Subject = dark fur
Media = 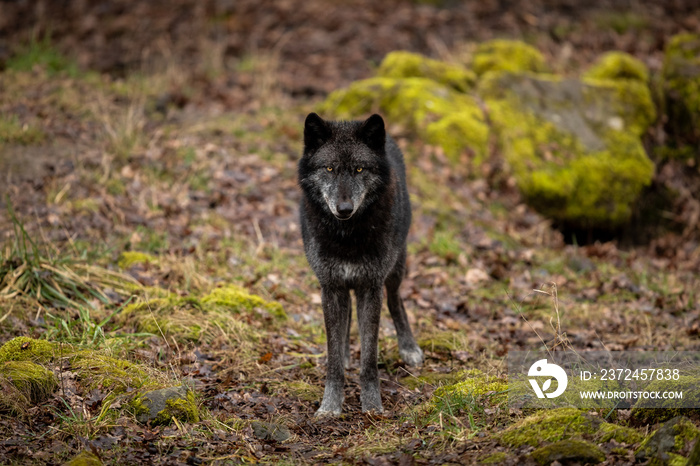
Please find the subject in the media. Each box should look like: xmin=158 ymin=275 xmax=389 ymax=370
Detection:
xmin=298 ymin=113 xmax=423 ymax=415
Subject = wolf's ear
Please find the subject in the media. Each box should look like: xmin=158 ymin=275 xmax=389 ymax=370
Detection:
xmin=304 ymin=113 xmax=331 ymax=154
xmin=358 ymin=114 xmax=385 ymax=153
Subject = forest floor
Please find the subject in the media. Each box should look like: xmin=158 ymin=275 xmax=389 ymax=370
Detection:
xmin=0 ymin=0 xmax=699 ymax=464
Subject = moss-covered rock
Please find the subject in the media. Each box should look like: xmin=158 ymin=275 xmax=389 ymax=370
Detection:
xmin=432 ymin=369 xmax=507 ymax=401
xmin=635 ymin=416 xmax=700 ymax=465
xmin=377 ymin=51 xmax=476 ymax=92
xmin=530 ymin=439 xmax=605 ymax=465
xmin=583 ymin=51 xmax=649 ymax=82
xmin=71 ymin=352 xmax=153 ymax=394
xmin=132 ymin=387 xmax=199 ymax=425
xmin=202 ymin=285 xmax=286 ymax=321
xmin=117 ymin=285 xmax=279 ymax=343
xmin=500 ymin=408 xmax=601 ymax=447
xmin=480 ymin=71 xmax=655 ymax=228
xmin=425 ymin=109 xmax=489 ymax=164
xmin=631 ymin=374 xmax=700 ymax=424
xmin=320 ymin=76 xmax=474 ymax=129
xmin=597 ymin=422 xmax=643 ymax=444
xmin=472 ymin=39 xmax=548 ymax=77
xmin=663 ymin=33 xmax=700 ymax=149
xmin=0 ymin=360 xmax=58 ymax=413
xmin=64 ymin=450 xmax=103 ymax=466
xmin=508 ymin=359 xmax=622 ymax=410
xmin=0 ymin=336 xmax=57 ymax=363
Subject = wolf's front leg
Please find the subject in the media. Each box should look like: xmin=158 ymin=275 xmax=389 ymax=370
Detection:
xmin=355 ymin=285 xmax=384 ymax=413
xmin=316 ymin=286 xmax=351 ymax=416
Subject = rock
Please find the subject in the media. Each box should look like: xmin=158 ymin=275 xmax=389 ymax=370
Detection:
xmin=480 ymin=70 xmax=656 ymax=228
xmin=663 ymin=33 xmax=700 ymax=151
xmin=251 ymin=420 xmax=291 ymax=442
xmin=530 ymin=439 xmax=605 ymax=465
xmin=471 ymin=39 xmax=549 ymax=77
xmin=635 ymin=416 xmax=700 ymax=464
xmin=134 ymin=385 xmax=199 ymax=425
xmin=377 ymin=51 xmax=476 ymax=92
xmin=64 ymin=450 xmax=103 ymax=466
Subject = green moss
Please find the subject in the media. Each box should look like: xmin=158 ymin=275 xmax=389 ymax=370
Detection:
xmin=632 ymin=374 xmax=700 ymax=423
xmin=500 ymin=408 xmax=600 ymax=447
xmin=481 ymin=73 xmax=655 ymax=228
xmin=0 ymin=337 xmax=57 ymax=364
xmin=377 ymin=51 xmax=476 ymax=92
xmin=71 ymin=352 xmax=153 ymax=394
xmin=202 ymin=285 xmax=286 ymax=320
xmin=472 ymin=39 xmax=548 ymax=77
xmin=320 ymin=77 xmax=472 ymax=129
xmin=530 ymin=439 xmax=605 ymax=465
xmin=153 ymin=390 xmax=199 ymax=425
xmin=118 ymin=251 xmax=157 ymax=269
xmin=597 ymin=423 xmax=643 ymax=444
xmin=663 ymin=33 xmax=700 ymax=147
xmin=64 ymin=450 xmax=103 ymax=466
xmin=425 ymin=108 xmax=489 ymax=164
xmin=478 ymin=451 xmax=509 ymax=464
xmin=433 ymin=370 xmax=507 ymax=399
xmin=118 ymin=295 xmax=205 ymax=340
xmin=583 ymin=52 xmax=649 ymax=83
xmin=0 ymin=361 xmax=58 ymax=413
xmin=427 ymin=369 xmax=507 ymax=418
xmin=117 ymin=285 xmax=278 ymax=343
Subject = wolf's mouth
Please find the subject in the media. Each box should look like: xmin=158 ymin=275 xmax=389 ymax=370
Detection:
xmin=333 ymin=212 xmax=353 ymax=220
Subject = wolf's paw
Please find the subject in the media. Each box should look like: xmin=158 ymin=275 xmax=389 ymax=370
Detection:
xmin=360 ymin=387 xmax=383 ymax=414
xmin=314 ymin=407 xmax=341 ymax=417
xmin=400 ymin=346 xmax=424 ymax=367
xmin=316 ymin=392 xmax=343 ymax=417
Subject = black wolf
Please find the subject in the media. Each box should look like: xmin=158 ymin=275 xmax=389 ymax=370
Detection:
xmin=298 ymin=113 xmax=423 ymax=415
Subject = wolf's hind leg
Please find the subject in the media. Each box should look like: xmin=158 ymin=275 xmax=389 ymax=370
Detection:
xmin=316 ymin=287 xmax=351 ymax=416
xmin=386 ymin=249 xmax=423 ymax=367
xmin=344 ymin=301 xmax=351 ymax=370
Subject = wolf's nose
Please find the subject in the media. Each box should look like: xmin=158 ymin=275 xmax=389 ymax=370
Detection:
xmin=337 ymin=201 xmax=354 ymax=217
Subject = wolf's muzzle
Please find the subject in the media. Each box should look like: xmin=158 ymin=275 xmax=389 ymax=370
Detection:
xmin=335 ymin=201 xmax=354 ymax=220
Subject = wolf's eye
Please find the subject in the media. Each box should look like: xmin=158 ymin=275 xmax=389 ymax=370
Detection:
xmin=356 ymin=167 xmax=363 ymax=173
xmin=326 ymin=167 xmax=333 ymax=172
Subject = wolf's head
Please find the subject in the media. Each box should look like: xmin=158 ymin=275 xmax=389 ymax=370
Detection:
xmin=299 ymin=113 xmax=390 ymax=221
